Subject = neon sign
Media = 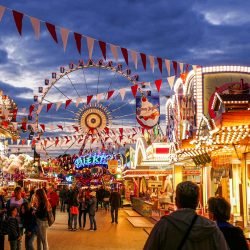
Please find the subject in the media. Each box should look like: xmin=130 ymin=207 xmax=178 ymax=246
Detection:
xmin=74 ymin=153 xmax=113 ymax=170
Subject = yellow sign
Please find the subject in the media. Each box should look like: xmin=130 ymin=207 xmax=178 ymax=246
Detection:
xmin=108 ymin=160 xmax=118 ymax=174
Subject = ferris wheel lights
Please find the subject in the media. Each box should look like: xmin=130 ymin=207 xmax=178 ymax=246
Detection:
xmin=107 ymin=61 xmax=113 ymax=67
xmin=87 ymin=59 xmax=94 ymax=66
xmin=33 ymin=95 xmax=38 ymax=102
xmin=117 ymin=64 xmax=122 ymax=71
xmin=44 ymin=79 xmax=49 ymax=85
xmin=69 ymin=62 xmax=74 ymax=69
xmin=38 ymin=87 xmax=43 ymax=93
xmin=52 ymin=72 xmax=56 ymax=79
xmin=98 ymin=59 xmax=104 ymax=66
xmin=126 ymin=69 xmax=131 ymax=75
xmin=78 ymin=59 xmax=84 ymax=66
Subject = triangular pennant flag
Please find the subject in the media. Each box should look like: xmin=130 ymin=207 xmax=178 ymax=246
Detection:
xmin=29 ymin=105 xmax=35 ymax=116
xmin=167 ymin=76 xmax=176 ymax=89
xmin=73 ymin=126 xmax=79 ymax=132
xmin=119 ymin=88 xmax=126 ymax=100
xmin=179 ymin=62 xmax=184 ymax=73
xmin=65 ymin=99 xmax=72 ymax=109
xmin=154 ymin=79 xmax=162 ymax=92
xmin=44 ymin=140 xmax=48 ymax=147
xmin=0 ymin=6 xmax=6 ymax=22
xmin=86 ymin=36 xmax=94 ymax=59
xmin=131 ymin=85 xmax=138 ymax=98
xmin=121 ymin=47 xmax=129 ymax=65
xmin=149 ymin=55 xmax=155 ymax=73
xmin=74 ymin=32 xmax=82 ymax=54
xmin=12 ymin=10 xmax=24 ymax=35
xmin=99 ymin=40 xmax=106 ymax=60
xmin=17 ymin=139 xmax=21 ymax=145
xmin=55 ymin=137 xmax=59 ymax=146
xmin=192 ymin=65 xmax=197 ymax=71
xmin=165 ymin=59 xmax=171 ymax=76
xmin=185 ymin=64 xmax=189 ymax=73
xmin=49 ymin=124 xmax=55 ymax=130
xmin=110 ymin=44 xmax=118 ymax=61
xmin=45 ymin=22 xmax=58 ymax=43
xmin=40 ymin=124 xmax=45 ymax=131
xmin=172 ymin=61 xmax=178 ymax=76
xmin=47 ymin=103 xmax=53 ymax=112
xmin=57 ymin=125 xmax=63 ymax=130
xmin=131 ymin=50 xmax=138 ymax=69
xmin=107 ymin=90 xmax=115 ymax=100
xmin=56 ymin=101 xmax=62 ymax=111
xmin=119 ymin=128 xmax=123 ymax=135
xmin=27 ymin=140 xmax=31 ymax=146
xmin=140 ymin=53 xmax=147 ymax=71
xmin=76 ymin=97 xmax=82 ymax=107
xmin=78 ymin=139 xmax=83 ymax=144
xmin=30 ymin=16 xmax=40 ymax=39
xmin=21 ymin=122 xmax=27 ymax=131
xmin=12 ymin=122 xmax=18 ymax=131
xmin=60 ymin=27 xmax=69 ymax=51
xmin=96 ymin=93 xmax=103 ymax=103
xmin=87 ymin=95 xmax=93 ymax=105
xmin=157 ymin=57 xmax=163 ymax=74
xmin=21 ymin=139 xmax=26 ymax=145
xmin=104 ymin=127 xmax=109 ymax=134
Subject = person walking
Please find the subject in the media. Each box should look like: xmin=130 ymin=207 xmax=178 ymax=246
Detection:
xmin=110 ymin=188 xmax=121 ymax=224
xmin=47 ymin=187 xmax=59 ymax=220
xmin=103 ymin=188 xmax=111 ymax=211
xmin=20 ymin=202 xmax=37 ymax=250
xmin=6 ymin=186 xmax=28 ymax=250
xmin=7 ymin=206 xmax=21 ymax=250
xmin=88 ymin=192 xmax=97 ymax=231
xmin=69 ymin=191 xmax=79 ymax=231
xmin=208 ymin=196 xmax=249 ymax=250
xmin=59 ymin=186 xmax=66 ymax=212
xmin=34 ymin=188 xmax=50 ymax=250
xmin=78 ymin=189 xmax=88 ymax=229
xmin=144 ymin=181 xmax=229 ymax=250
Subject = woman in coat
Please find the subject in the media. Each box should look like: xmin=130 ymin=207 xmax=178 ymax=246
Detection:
xmin=88 ymin=192 xmax=97 ymax=231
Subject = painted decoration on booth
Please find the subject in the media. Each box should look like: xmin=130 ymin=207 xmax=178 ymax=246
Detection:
xmin=108 ymin=159 xmax=118 ymax=175
xmin=136 ymin=96 xmax=160 ymax=129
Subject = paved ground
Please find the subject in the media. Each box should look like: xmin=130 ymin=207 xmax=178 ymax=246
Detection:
xmin=4 ymin=208 xmax=149 ymax=250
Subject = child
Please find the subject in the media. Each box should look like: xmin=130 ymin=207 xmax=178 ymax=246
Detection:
xmin=8 ymin=206 xmax=21 ymax=250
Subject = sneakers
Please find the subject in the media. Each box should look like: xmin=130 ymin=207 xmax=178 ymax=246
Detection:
xmin=111 ymin=221 xmax=114 ymax=223
xmin=73 ymin=228 xmax=77 ymax=231
xmin=115 ymin=221 xmax=118 ymax=224
xmin=89 ymin=229 xmax=94 ymax=231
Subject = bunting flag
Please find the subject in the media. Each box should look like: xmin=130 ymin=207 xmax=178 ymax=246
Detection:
xmin=21 ymin=139 xmax=26 ymax=145
xmin=44 ymin=140 xmax=47 ymax=147
xmin=74 ymin=32 xmax=82 ymax=54
xmin=121 ymin=47 xmax=129 ymax=65
xmin=149 ymin=55 xmax=155 ymax=73
xmin=56 ymin=101 xmax=62 ymax=111
xmin=78 ymin=138 xmax=83 ymax=144
xmin=179 ymin=62 xmax=184 ymax=73
xmin=119 ymin=88 xmax=126 ymax=100
xmin=107 ymin=90 xmax=115 ymax=100
xmin=73 ymin=126 xmax=79 ymax=132
xmin=87 ymin=36 xmax=94 ymax=59
xmin=96 ymin=93 xmax=103 ymax=103
xmin=172 ymin=61 xmax=178 ymax=76
xmin=46 ymin=103 xmax=53 ymax=112
xmin=154 ymin=79 xmax=162 ymax=92
xmin=157 ymin=57 xmax=163 ymax=74
xmin=119 ymin=128 xmax=123 ymax=135
xmin=104 ymin=127 xmax=109 ymax=134
xmin=167 ymin=75 xmax=176 ymax=89
xmin=165 ymin=59 xmax=171 ymax=76
xmin=110 ymin=44 xmax=118 ymax=62
xmin=29 ymin=105 xmax=35 ymax=116
xmin=140 ymin=53 xmax=147 ymax=71
xmin=87 ymin=95 xmax=93 ymax=105
xmin=0 ymin=6 xmax=6 ymax=22
xmin=55 ymin=137 xmax=59 ymax=146
xmin=60 ymin=27 xmax=69 ymax=51
xmin=12 ymin=10 xmax=24 ymax=35
xmin=99 ymin=40 xmax=106 ymax=60
xmin=131 ymin=85 xmax=138 ymax=98
xmin=30 ymin=17 xmax=40 ymax=40
xmin=131 ymin=50 xmax=138 ymax=69
xmin=57 ymin=125 xmax=63 ymax=130
xmin=192 ymin=65 xmax=197 ymax=71
xmin=45 ymin=22 xmax=58 ymax=43
xmin=185 ymin=64 xmax=189 ymax=73
xmin=65 ymin=99 xmax=72 ymax=109
xmin=40 ymin=124 xmax=45 ymax=131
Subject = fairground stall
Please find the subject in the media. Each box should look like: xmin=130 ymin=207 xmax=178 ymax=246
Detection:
xmin=166 ymin=65 xmax=250 ymax=226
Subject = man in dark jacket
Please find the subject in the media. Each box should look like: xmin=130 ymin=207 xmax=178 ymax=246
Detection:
xmin=144 ymin=181 xmax=229 ymax=250
xmin=109 ymin=188 xmax=121 ymax=224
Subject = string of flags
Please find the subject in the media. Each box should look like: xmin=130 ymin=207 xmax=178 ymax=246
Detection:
xmin=0 ymin=5 xmax=199 ymax=76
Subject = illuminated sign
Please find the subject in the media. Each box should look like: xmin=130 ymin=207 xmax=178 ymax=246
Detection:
xmin=74 ymin=153 xmax=113 ymax=170
xmin=66 ymin=175 xmax=73 ymax=183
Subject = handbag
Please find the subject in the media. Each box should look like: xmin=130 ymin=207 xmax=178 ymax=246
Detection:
xmin=177 ymin=213 xmax=198 ymax=250
xmin=70 ymin=206 xmax=79 ymax=215
xmin=47 ymin=209 xmax=55 ymax=227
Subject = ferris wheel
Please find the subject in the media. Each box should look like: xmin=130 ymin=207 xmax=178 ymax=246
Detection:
xmin=32 ymin=59 xmax=144 ymax=157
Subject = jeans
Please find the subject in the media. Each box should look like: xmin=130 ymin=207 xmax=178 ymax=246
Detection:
xmin=89 ymin=215 xmax=96 ymax=230
xmin=37 ymin=219 xmax=49 ymax=250
xmin=9 ymin=240 xmax=18 ymax=250
xmin=78 ymin=210 xmax=87 ymax=228
xmin=111 ymin=206 xmax=119 ymax=222
xmin=70 ymin=214 xmax=77 ymax=229
xmin=25 ymin=233 xmax=36 ymax=250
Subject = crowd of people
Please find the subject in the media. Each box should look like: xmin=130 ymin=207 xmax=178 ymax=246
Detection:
xmin=0 ymin=185 xmax=122 ymax=250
